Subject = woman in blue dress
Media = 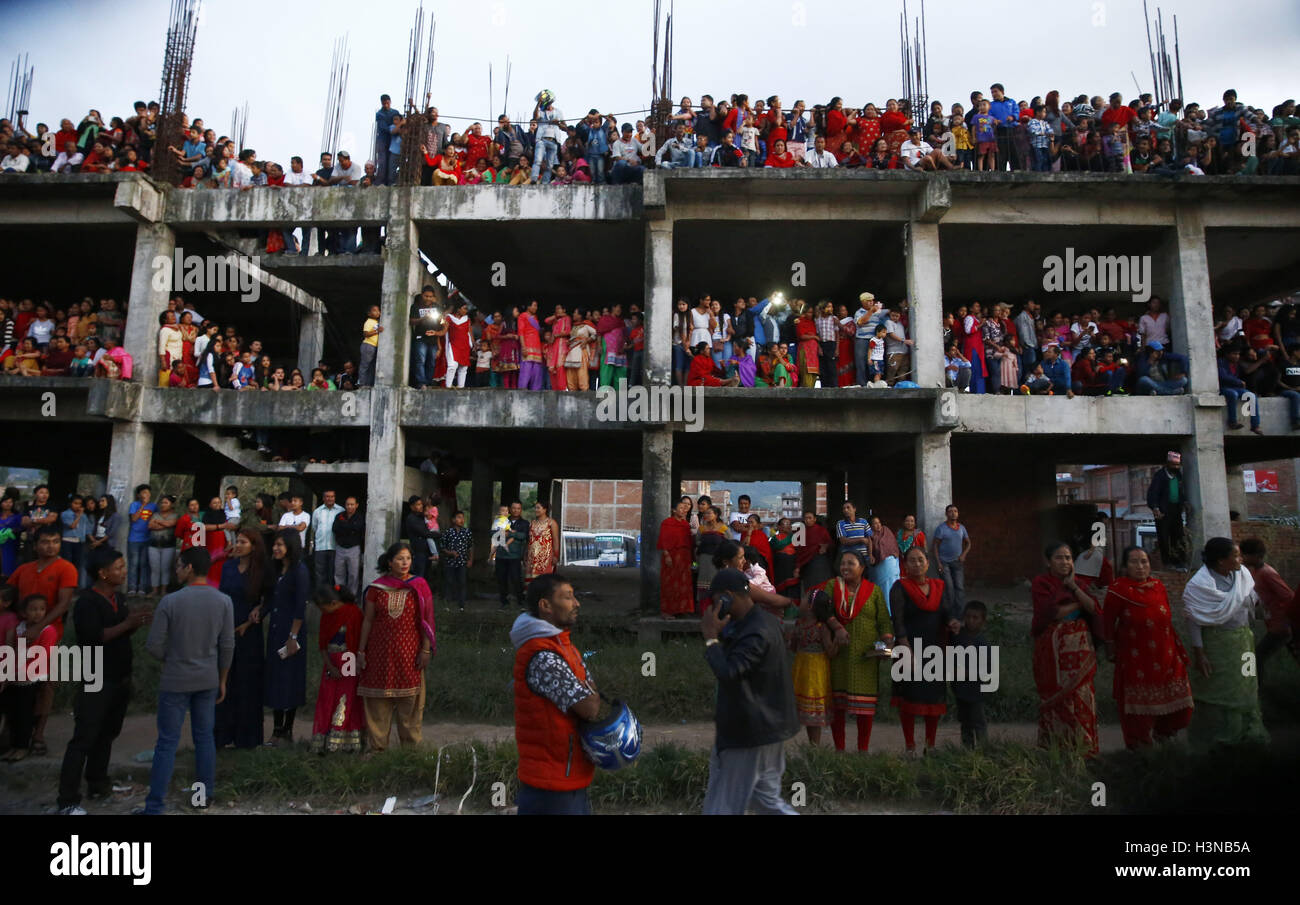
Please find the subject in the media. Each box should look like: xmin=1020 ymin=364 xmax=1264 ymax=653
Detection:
xmin=0 ymin=490 xmax=23 ymax=578
xmin=216 ymin=527 xmax=269 ymax=748
xmin=264 ymin=528 xmax=309 ymax=745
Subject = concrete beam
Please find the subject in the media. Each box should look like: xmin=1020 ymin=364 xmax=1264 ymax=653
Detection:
xmin=955 ymin=394 xmax=1196 ymax=435
xmin=942 ymin=197 xmax=1175 ymax=227
xmin=166 ymin=184 xmax=393 ymax=228
xmin=379 ymin=191 xmax=421 ymax=388
xmin=904 ymin=221 xmax=946 ymax=388
xmin=133 ymin=385 xmax=369 ymax=427
xmin=0 ymin=378 xmax=97 ymax=422
xmin=201 ymin=232 xmax=327 ymax=314
xmin=181 ymin=426 xmax=368 ymax=475
xmin=0 ymin=200 xmax=139 ymax=225
xmin=86 ymin=379 xmax=143 ymax=421
xmin=113 ymin=179 xmax=166 ymax=223
xmin=915 ymin=176 xmax=951 ymax=223
xmin=122 ymin=221 xmax=176 ymax=386
xmin=408 ymin=184 xmax=642 ymax=222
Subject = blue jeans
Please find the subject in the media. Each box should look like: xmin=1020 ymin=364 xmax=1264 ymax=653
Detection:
xmin=588 ymin=154 xmax=607 ymax=185
xmin=127 ymin=540 xmax=151 ymax=593
xmin=145 ymin=688 xmax=217 ymax=814
xmin=940 ymin=559 xmax=966 ymax=616
xmin=1019 ymin=346 xmax=1040 ymax=385
xmin=1031 ymin=145 xmax=1051 ymax=171
xmin=1281 ymin=389 xmax=1300 ymax=424
xmin=444 ymin=562 xmax=467 ymax=607
xmin=661 ymin=148 xmax=697 ymax=168
xmin=611 ymin=161 xmax=644 ymax=184
xmin=532 ymin=138 xmax=560 ymax=183
xmin=854 ymin=338 xmax=871 ymax=385
xmin=280 ymin=228 xmax=300 ymax=253
xmin=413 ymin=340 xmax=435 ymax=387
xmin=375 ymin=146 xmax=391 ymax=186
xmin=1136 ymin=375 xmax=1187 ymax=395
xmin=517 ymin=781 xmax=591 ymax=815
xmin=1221 ymin=388 xmax=1260 ymax=428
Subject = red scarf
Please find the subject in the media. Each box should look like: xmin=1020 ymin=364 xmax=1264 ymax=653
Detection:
xmin=832 ymin=578 xmax=876 ymax=624
xmin=900 ymin=576 xmax=944 ymax=612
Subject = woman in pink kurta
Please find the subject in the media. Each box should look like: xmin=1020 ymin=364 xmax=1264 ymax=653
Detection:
xmin=517 ymin=300 xmax=547 ymax=390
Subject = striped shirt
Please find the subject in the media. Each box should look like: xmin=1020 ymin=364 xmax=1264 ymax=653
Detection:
xmin=836 ymin=518 xmax=870 ymax=553
xmin=815 ymin=315 xmax=839 ymax=342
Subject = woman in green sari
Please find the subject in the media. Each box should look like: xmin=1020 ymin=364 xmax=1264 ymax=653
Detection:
xmin=1183 ymin=537 xmax=1269 ymax=749
xmin=819 ymin=550 xmax=894 ymax=752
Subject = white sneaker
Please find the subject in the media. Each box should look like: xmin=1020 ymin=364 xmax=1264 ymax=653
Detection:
xmin=57 ymin=805 xmax=88 ymax=815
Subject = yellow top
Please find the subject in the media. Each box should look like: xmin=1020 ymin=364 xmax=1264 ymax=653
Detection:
xmin=363 ymin=317 xmax=380 ymax=347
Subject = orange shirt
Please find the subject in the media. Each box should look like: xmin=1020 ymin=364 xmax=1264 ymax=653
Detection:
xmin=7 ymin=557 xmax=79 ymax=643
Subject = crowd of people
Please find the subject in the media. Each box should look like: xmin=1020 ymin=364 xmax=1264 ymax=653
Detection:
xmin=5 ymin=86 xmax=1296 ymax=190
xmin=0 ymin=296 xmax=131 ymax=378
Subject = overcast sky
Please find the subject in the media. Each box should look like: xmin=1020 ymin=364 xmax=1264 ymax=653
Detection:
xmin=4 ymin=0 xmax=1298 ymax=165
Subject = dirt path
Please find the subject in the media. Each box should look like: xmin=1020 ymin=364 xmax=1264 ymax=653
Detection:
xmin=1 ymin=711 xmax=1126 ymax=815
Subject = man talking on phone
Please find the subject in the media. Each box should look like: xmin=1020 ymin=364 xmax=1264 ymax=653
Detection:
xmin=700 ymin=568 xmax=800 ymax=814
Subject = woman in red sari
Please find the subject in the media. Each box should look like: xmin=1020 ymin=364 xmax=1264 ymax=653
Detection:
xmin=544 ymin=304 xmax=571 ymax=391
xmin=524 ymin=501 xmax=560 ymax=582
xmin=835 ymin=304 xmax=856 ymax=387
xmin=879 ymin=98 xmax=912 ymax=156
xmin=823 ymin=97 xmax=852 ymax=155
xmin=793 ymin=301 xmax=821 ymax=387
xmin=740 ymin=514 xmax=773 ymax=574
xmin=178 ymin=311 xmax=199 ymax=386
xmin=358 ymin=542 xmax=436 ymax=752
xmin=1031 ymin=541 xmax=1102 ymax=758
xmin=658 ymin=497 xmax=694 ymax=617
xmin=1103 ymin=546 xmax=1194 ymax=749
xmin=494 ymin=308 xmax=520 ymax=389
xmin=855 ymin=104 xmax=882 ymax=155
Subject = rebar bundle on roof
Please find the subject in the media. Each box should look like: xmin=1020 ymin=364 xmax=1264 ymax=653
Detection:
xmin=1141 ymin=1 xmax=1184 ymax=109
xmin=899 ymin=0 xmax=929 ymax=122
xmin=649 ymin=0 xmax=674 ymax=142
xmin=397 ymin=3 xmax=437 ymax=185
xmin=231 ymin=101 xmax=249 ymax=153
xmin=6 ymin=54 xmax=34 ymax=127
xmin=321 ymin=34 xmax=351 ymax=158
xmin=154 ymin=0 xmax=202 ymax=184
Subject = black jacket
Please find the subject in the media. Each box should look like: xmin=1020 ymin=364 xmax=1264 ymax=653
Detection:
xmin=1146 ymin=466 xmax=1185 ymax=513
xmin=704 ymin=606 xmax=799 ymax=752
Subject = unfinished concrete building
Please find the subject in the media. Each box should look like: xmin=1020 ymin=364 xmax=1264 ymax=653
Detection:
xmin=2 ymin=170 xmax=1298 ymax=607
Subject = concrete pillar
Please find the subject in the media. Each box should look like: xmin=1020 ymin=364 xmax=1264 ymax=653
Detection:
xmin=470 ymin=459 xmax=495 ymax=566
xmin=378 ymin=190 xmax=421 ymax=388
xmin=1226 ymin=464 xmax=1248 ymax=520
xmin=914 ymin=432 xmax=953 ymax=539
xmin=499 ymin=468 xmax=520 ymax=508
xmin=826 ymin=469 xmax=845 ymax=522
xmin=801 ymin=480 xmax=818 ymax=517
xmin=123 ymin=222 xmax=176 ymax=386
xmin=1168 ymin=205 xmax=1218 ymax=395
xmin=363 ymin=387 xmax=405 ymax=587
xmin=106 ymin=422 xmax=154 ymax=553
xmin=297 ymin=311 xmax=324 ymax=377
xmin=644 ymin=220 xmax=674 ymax=387
xmin=1182 ymin=405 xmax=1232 ymax=560
xmin=904 ymin=221 xmax=946 ymax=388
xmin=639 ymin=427 xmax=673 ymax=613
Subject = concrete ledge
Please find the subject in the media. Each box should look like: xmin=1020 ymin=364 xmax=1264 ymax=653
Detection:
xmin=138 ymin=385 xmax=371 ymax=427
xmin=113 ymin=179 xmax=165 ymax=223
xmin=410 ymin=184 xmax=642 ymax=222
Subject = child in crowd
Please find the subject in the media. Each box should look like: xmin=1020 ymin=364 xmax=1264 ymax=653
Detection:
xmin=869 ymin=323 xmax=888 ymax=381
xmin=223 ymin=485 xmax=241 ymax=546
xmin=1 ymin=594 xmax=57 ymax=762
xmin=944 ymin=341 xmax=973 ymax=391
xmin=489 ymin=505 xmax=511 ymax=563
xmin=790 ymin=589 xmax=848 ymax=745
xmin=425 ymin=497 xmax=440 ymax=566
xmin=167 ymin=359 xmax=186 ymax=386
xmin=974 ymin=99 xmax=997 ymax=170
xmin=1022 ymin=362 xmax=1053 ymax=395
xmin=1026 ymin=105 xmax=1054 ymax=172
xmin=1103 ymin=122 xmax=1130 ymax=172
xmin=952 ymin=600 xmax=991 ymax=748
xmin=726 ymin=339 xmax=757 ymax=387
xmin=949 ymin=103 xmax=973 ymax=169
xmin=473 ymin=338 xmax=493 ymax=387
xmin=310 ymin=586 xmax=363 ymax=754
xmin=69 ymin=344 xmax=93 ymax=377
xmin=694 ymin=134 xmax=710 ymax=167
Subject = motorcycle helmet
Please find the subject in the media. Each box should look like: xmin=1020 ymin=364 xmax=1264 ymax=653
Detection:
xmin=579 ymin=699 xmax=642 ymax=770
xmin=537 ymin=89 xmax=555 ymax=108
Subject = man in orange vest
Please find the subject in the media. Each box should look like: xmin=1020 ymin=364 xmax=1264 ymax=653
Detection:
xmin=510 ymin=573 xmax=599 ymax=814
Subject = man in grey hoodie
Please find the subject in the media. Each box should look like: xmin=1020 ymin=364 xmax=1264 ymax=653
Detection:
xmin=139 ymin=546 xmax=234 ymax=814
xmin=510 ymin=573 xmax=599 ymax=815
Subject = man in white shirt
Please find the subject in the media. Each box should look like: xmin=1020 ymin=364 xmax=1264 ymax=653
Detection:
xmin=727 ymin=495 xmax=753 ymax=541
xmin=899 ymin=127 xmax=955 ymax=170
xmin=309 ymin=490 xmax=345 ymax=592
xmin=52 ymin=141 xmax=84 ymax=173
xmin=329 ymin=151 xmax=364 ymax=185
xmin=278 ymin=495 xmax=310 ymax=546
xmin=655 ymin=123 xmax=697 ymax=169
xmin=1 ymin=142 xmax=30 ymax=173
xmin=611 ymin=123 xmax=644 ymax=184
xmin=531 ymin=93 xmax=565 ymax=184
xmin=231 ymin=148 xmax=257 ymax=189
xmin=802 ymin=135 xmax=837 ymax=168
xmin=279 ymin=156 xmax=313 ymax=254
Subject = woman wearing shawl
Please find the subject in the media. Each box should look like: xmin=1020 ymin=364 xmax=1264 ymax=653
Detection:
xmin=879 ymin=98 xmax=912 ymax=155
xmin=795 ymin=511 xmax=833 ymax=593
xmin=201 ymin=497 xmax=234 ymax=585
xmin=264 ymin=529 xmax=311 ymax=745
xmin=961 ymin=303 xmax=988 ymax=394
xmin=564 ymin=308 xmax=597 ymax=391
xmin=740 ymin=514 xmax=773 ymax=574
xmin=658 ymin=497 xmax=694 ymax=617
xmin=596 ymin=306 xmax=628 ymax=389
xmin=1031 ymin=541 xmax=1101 ymax=758
xmin=1102 ymin=545 xmax=1193 ymax=749
xmin=868 ymin=516 xmax=902 ymax=609
xmin=896 ymin=514 xmax=926 ymax=559
xmin=890 ymin=546 xmax=959 ymax=756
xmin=1182 ymin=537 xmax=1269 ymax=749
xmin=358 ymin=542 xmax=436 ymax=752
xmin=835 ymin=305 xmax=856 ymax=387
xmin=525 ymin=501 xmax=560 ymax=583
xmin=517 ymin=301 xmax=547 ymax=390
xmin=178 ymin=311 xmax=199 ymax=386
xmin=312 ymin=585 xmax=364 ymax=754
xmin=819 ymin=550 xmax=894 ymax=752
xmin=793 ymin=302 xmax=820 ymax=387
xmin=216 ymin=528 xmax=269 ymax=749
xmin=544 ymin=305 xmax=571 ymax=391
